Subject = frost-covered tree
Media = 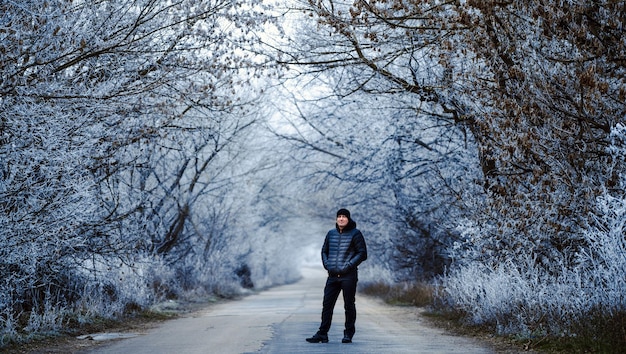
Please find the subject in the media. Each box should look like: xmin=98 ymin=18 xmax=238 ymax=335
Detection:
xmin=451 ymin=0 xmax=625 ymax=271
xmin=267 ymin=76 xmax=482 ymax=280
xmin=281 ymin=0 xmax=626 ymax=268
xmin=0 ymin=0 xmax=276 ymax=337
xmin=270 ymin=0 xmax=484 ymax=279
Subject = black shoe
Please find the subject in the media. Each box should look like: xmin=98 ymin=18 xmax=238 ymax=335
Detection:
xmin=342 ymin=336 xmax=352 ymax=343
xmin=306 ymin=332 xmax=328 ymax=343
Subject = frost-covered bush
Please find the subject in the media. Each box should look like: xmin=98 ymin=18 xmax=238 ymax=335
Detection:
xmin=440 ymin=204 xmax=626 ymax=339
xmin=573 ymin=124 xmax=626 ymax=328
xmin=579 ymin=195 xmax=626 ymax=310
xmin=439 ymin=123 xmax=626 ymax=343
xmin=440 ymin=259 xmax=588 ymax=336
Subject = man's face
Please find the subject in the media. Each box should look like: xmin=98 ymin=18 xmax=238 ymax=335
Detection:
xmin=336 ymin=215 xmax=349 ymax=229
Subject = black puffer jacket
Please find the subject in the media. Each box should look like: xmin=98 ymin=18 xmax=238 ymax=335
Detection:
xmin=322 ymin=219 xmax=367 ymax=276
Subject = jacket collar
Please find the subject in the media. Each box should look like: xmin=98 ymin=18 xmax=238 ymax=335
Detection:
xmin=336 ymin=219 xmax=357 ymax=233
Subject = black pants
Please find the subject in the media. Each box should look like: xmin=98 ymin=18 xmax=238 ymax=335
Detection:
xmin=318 ymin=271 xmax=358 ymax=337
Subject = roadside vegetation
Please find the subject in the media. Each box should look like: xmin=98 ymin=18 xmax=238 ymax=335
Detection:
xmin=361 ymin=280 xmax=626 ymax=353
xmin=360 ymin=281 xmax=434 ymax=308
xmin=1 ymin=308 xmax=171 ymax=353
xmin=0 ymin=294 xmax=229 ymax=353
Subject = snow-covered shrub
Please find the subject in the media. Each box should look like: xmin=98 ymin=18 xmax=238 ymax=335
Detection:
xmin=439 ymin=123 xmax=626 ymax=343
xmin=0 ymin=295 xmax=19 ymax=346
xmin=440 ymin=258 xmax=586 ymax=336
xmin=441 ymin=201 xmax=625 ymax=341
xmin=578 ymin=194 xmax=626 ymax=310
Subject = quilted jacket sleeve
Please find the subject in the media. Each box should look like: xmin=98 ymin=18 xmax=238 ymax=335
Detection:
xmin=348 ymin=231 xmax=367 ymax=269
xmin=321 ymin=232 xmax=330 ymax=270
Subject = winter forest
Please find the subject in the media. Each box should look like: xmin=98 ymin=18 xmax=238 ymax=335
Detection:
xmin=1 ymin=0 xmax=625 ymax=349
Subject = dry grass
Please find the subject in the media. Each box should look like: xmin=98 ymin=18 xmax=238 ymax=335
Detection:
xmin=543 ymin=308 xmax=626 ymax=354
xmin=359 ymin=281 xmax=434 ymax=307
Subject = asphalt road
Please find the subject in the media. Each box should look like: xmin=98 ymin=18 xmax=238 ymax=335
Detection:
xmin=84 ymin=267 xmax=494 ymax=354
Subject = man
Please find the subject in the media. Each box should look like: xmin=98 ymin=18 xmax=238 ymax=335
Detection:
xmin=306 ymin=208 xmax=368 ymax=344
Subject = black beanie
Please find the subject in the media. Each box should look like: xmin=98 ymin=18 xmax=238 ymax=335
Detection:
xmin=336 ymin=208 xmax=351 ymax=219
